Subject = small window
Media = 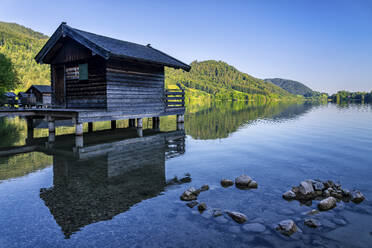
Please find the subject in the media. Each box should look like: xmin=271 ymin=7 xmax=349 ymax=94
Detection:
xmin=79 ymin=63 xmax=88 ymax=80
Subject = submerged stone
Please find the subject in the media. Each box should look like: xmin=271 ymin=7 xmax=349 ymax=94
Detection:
xmin=242 ymin=223 xmax=266 ymax=233
xmin=276 ymin=219 xmax=298 ymax=236
xmin=198 ymin=202 xmax=207 ymax=212
xmin=221 ymin=179 xmax=234 ymax=187
xmin=313 ymin=181 xmax=325 ymax=191
xmin=200 ymin=184 xmax=210 ymax=192
xmin=248 ymin=180 xmax=258 ymax=188
xmin=227 ymin=211 xmax=247 ymax=224
xmin=212 ymin=209 xmax=223 ymax=217
xmin=298 ymin=180 xmax=315 ymax=199
xmin=306 ymin=209 xmax=320 ymax=215
xmin=318 ymin=197 xmax=337 ymax=211
xmin=350 ymin=190 xmax=365 ymax=204
xmin=235 ymin=175 xmax=252 ymax=188
xmin=283 ymin=190 xmax=296 ymax=200
xmin=304 ymin=218 xmax=320 ymax=228
xmin=180 ymin=187 xmax=199 ymax=201
xmin=333 ymin=218 xmax=347 ymax=226
xmin=186 ymin=201 xmax=198 ymax=208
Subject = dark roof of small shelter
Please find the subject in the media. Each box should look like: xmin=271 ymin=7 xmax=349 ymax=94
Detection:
xmin=35 ymin=23 xmax=191 ymax=71
xmin=27 ymin=85 xmax=52 ymax=94
xmin=4 ymin=92 xmax=16 ymax=97
xmin=18 ymin=92 xmax=27 ymax=97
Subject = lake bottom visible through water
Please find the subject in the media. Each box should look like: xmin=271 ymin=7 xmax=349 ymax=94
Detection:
xmin=0 ymin=102 xmax=371 ymax=247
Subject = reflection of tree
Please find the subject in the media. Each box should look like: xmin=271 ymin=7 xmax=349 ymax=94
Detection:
xmin=0 ymin=152 xmax=52 ymax=181
xmin=0 ymin=117 xmax=21 ymax=147
xmin=185 ymin=101 xmax=316 ymax=140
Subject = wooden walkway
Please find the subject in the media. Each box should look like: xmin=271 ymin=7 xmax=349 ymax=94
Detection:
xmin=0 ymin=107 xmax=185 ymax=123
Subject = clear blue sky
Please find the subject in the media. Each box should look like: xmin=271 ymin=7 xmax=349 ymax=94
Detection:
xmin=1 ymin=0 xmax=371 ymax=93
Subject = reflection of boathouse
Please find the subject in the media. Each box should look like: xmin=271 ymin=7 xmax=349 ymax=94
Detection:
xmin=38 ymin=129 xmax=185 ymax=238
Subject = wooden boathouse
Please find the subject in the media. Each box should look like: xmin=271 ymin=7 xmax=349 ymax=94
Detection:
xmin=0 ymin=22 xmax=190 ymax=145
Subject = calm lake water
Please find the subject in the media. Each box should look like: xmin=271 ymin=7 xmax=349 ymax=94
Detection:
xmin=0 ymin=102 xmax=371 ymax=248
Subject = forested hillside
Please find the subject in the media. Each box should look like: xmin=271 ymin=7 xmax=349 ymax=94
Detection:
xmin=264 ymin=78 xmax=314 ymax=96
xmin=0 ymin=21 xmax=299 ymax=103
xmin=166 ymin=61 xmax=297 ymax=102
xmin=0 ymin=21 xmax=49 ymax=92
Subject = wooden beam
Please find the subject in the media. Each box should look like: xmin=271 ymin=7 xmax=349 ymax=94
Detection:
xmin=88 ymin=122 xmax=93 ymax=132
xmin=111 ymin=120 xmax=117 ymax=129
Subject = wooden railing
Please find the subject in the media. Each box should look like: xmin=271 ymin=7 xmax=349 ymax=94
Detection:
xmin=164 ymin=85 xmax=185 ymax=110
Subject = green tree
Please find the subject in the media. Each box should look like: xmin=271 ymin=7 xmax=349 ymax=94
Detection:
xmin=0 ymin=53 xmax=19 ymax=98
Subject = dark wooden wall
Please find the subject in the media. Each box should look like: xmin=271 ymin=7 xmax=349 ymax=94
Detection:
xmin=50 ymin=38 xmax=107 ymax=109
xmin=49 ymin=38 xmax=167 ymax=111
xmin=65 ymin=57 xmax=107 ymax=108
xmin=106 ymin=58 xmax=165 ymax=112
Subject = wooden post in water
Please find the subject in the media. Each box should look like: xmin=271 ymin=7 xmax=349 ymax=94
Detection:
xmin=47 ymin=116 xmax=55 ymax=143
xmin=88 ymin=122 xmax=93 ymax=133
xmin=137 ymin=118 xmax=143 ymax=128
xmin=74 ymin=119 xmax=84 ymax=148
xmin=129 ymin=119 xmax=135 ymax=128
xmin=177 ymin=114 xmax=184 ymax=123
xmin=177 ymin=122 xmax=185 ymax=131
xmin=152 ymin=117 xmax=160 ymax=130
xmin=111 ymin=120 xmax=116 ymax=130
xmin=26 ymin=117 xmax=34 ymax=140
xmin=137 ymin=118 xmax=143 ymax=137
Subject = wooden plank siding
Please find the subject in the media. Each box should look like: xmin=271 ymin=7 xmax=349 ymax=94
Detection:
xmin=106 ymin=58 xmax=166 ymax=112
xmin=65 ymin=57 xmax=107 ymax=108
xmin=50 ymin=38 xmax=107 ymax=109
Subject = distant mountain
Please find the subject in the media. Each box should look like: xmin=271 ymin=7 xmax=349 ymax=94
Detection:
xmin=166 ymin=61 xmax=297 ymax=102
xmin=0 ymin=21 xmax=49 ymax=92
xmin=264 ymin=78 xmax=314 ymax=97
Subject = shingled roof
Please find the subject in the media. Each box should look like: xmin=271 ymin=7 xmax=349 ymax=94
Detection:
xmin=35 ymin=23 xmax=191 ymax=71
xmin=27 ymin=85 xmax=52 ymax=94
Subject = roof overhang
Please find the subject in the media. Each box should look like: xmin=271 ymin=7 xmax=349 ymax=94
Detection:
xmin=35 ymin=23 xmax=110 ymax=64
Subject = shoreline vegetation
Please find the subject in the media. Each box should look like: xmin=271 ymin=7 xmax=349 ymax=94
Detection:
xmin=0 ymin=21 xmax=370 ymax=105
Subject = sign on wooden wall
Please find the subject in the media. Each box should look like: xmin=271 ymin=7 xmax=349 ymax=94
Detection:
xmin=66 ymin=64 xmax=88 ymax=80
xmin=66 ymin=67 xmax=79 ymax=80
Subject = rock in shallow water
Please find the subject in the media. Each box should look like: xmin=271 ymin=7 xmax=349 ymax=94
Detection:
xmin=350 ymin=190 xmax=365 ymax=203
xmin=318 ymin=196 xmax=337 ymax=211
xmin=227 ymin=211 xmax=247 ymax=224
xmin=298 ymin=180 xmax=315 ymax=199
xmin=313 ymin=181 xmax=325 ymax=191
xmin=200 ymin=184 xmax=209 ymax=192
xmin=235 ymin=175 xmax=252 ymax=188
xmin=198 ymin=202 xmax=207 ymax=212
xmin=242 ymin=223 xmax=266 ymax=233
xmin=180 ymin=187 xmax=199 ymax=201
xmin=186 ymin=201 xmax=198 ymax=208
xmin=283 ymin=190 xmax=297 ymax=200
xmin=276 ymin=219 xmax=298 ymax=236
xmin=221 ymin=179 xmax=234 ymax=187
xmin=333 ymin=218 xmax=347 ymax=226
xmin=212 ymin=209 xmax=223 ymax=217
xmin=248 ymin=180 xmax=258 ymax=188
xmin=306 ymin=209 xmax=319 ymax=215
xmin=304 ymin=218 xmax=320 ymax=228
